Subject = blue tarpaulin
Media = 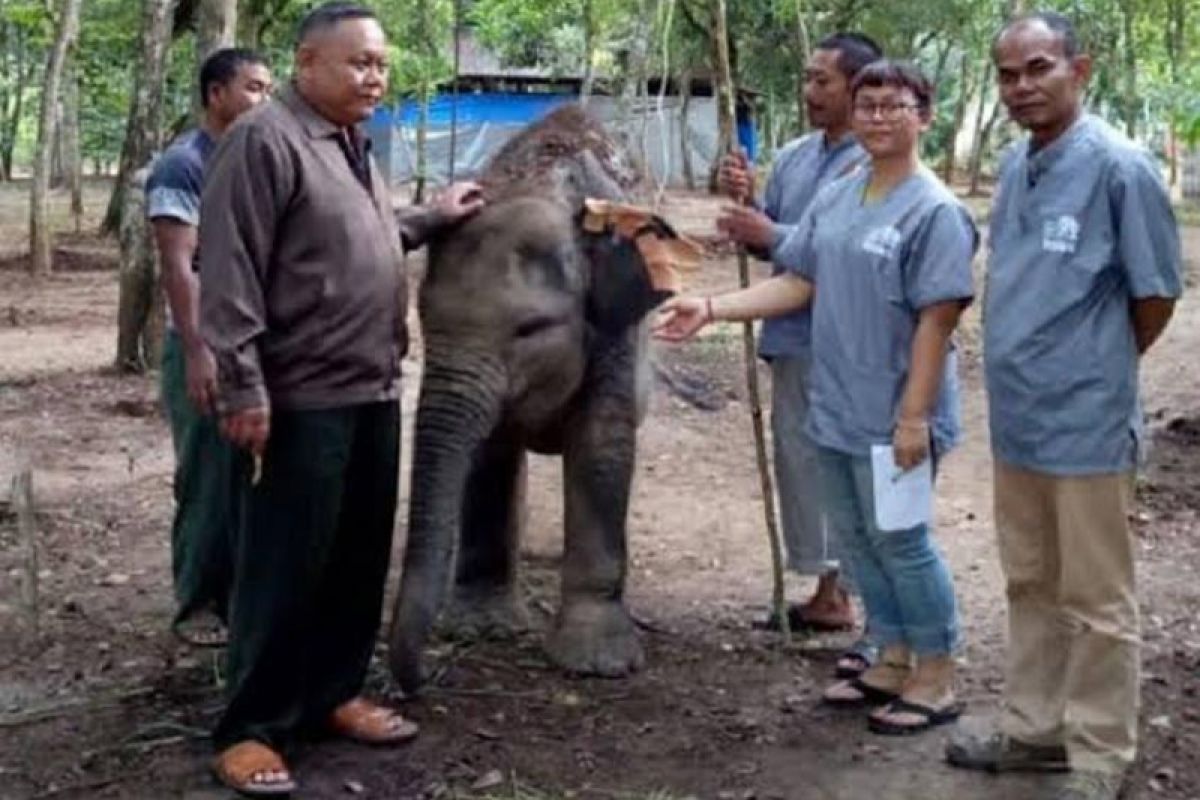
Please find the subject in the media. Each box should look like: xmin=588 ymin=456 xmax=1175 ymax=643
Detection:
xmin=367 ymin=91 xmax=757 ymax=185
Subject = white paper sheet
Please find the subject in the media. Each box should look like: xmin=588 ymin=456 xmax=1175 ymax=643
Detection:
xmin=870 ymin=444 xmax=933 ymax=532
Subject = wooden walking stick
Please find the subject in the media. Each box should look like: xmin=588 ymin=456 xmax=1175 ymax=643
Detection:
xmin=711 ymin=0 xmax=789 ymax=640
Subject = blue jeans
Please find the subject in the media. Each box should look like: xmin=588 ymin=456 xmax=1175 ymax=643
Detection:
xmin=815 ymin=447 xmax=960 ymax=656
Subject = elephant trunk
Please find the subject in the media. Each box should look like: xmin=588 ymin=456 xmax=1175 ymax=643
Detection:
xmin=388 ymin=345 xmax=504 ymax=692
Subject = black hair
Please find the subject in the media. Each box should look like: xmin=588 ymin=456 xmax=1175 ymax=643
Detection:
xmin=850 ymin=59 xmax=935 ymax=119
xmin=295 ymin=2 xmax=378 ymax=48
xmin=815 ymin=32 xmax=884 ymax=80
xmin=199 ymin=47 xmax=267 ymax=109
xmin=994 ymin=11 xmax=1081 ymax=58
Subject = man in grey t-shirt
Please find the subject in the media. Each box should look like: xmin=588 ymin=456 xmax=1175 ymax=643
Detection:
xmin=945 ymin=14 xmax=1182 ymax=800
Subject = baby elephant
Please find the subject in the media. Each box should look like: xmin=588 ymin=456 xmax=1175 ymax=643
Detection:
xmin=387 ymin=107 xmax=698 ymax=692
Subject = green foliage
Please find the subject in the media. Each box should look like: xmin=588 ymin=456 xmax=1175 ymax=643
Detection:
xmin=1 ymin=0 xmax=1197 ymax=178
xmin=74 ymin=0 xmax=139 ymax=164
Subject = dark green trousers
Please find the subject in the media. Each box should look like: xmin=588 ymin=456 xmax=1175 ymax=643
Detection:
xmin=214 ymin=401 xmax=401 ymax=751
xmin=161 ymin=330 xmax=236 ymax=624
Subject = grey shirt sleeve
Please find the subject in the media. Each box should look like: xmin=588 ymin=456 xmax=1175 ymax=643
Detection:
xmin=775 ymin=204 xmax=819 ymax=282
xmin=758 ymin=149 xmax=798 ymax=262
xmin=199 ymin=123 xmax=295 ymax=414
xmin=145 ymin=148 xmax=202 ymax=226
xmin=1109 ymin=153 xmax=1184 ymax=300
xmin=904 ymin=204 xmax=978 ymax=309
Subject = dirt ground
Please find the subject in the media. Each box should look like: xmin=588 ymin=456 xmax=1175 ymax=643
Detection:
xmin=0 ymin=182 xmax=1197 ymax=800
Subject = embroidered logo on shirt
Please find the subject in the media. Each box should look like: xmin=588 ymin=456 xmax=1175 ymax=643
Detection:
xmin=1042 ymin=214 xmax=1080 ymax=254
xmin=862 ymin=226 xmax=903 ymax=259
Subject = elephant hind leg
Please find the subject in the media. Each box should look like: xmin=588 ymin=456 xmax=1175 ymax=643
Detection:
xmin=438 ymin=438 xmax=530 ymax=641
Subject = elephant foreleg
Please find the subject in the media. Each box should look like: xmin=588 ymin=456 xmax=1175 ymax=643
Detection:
xmin=545 ymin=347 xmax=644 ymax=676
xmin=438 ymin=437 xmax=529 ymax=640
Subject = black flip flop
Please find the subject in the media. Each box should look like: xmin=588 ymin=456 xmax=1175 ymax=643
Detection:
xmin=867 ymin=698 xmax=965 ymax=736
xmin=835 ymin=651 xmax=872 ymax=679
xmin=822 ymin=677 xmax=899 ymax=709
xmin=753 ymin=605 xmax=854 ymax=633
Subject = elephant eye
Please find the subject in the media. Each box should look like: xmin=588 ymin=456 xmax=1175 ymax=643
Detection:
xmin=515 ymin=315 xmax=563 ymax=338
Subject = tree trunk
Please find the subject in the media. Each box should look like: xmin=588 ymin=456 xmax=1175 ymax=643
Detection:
xmin=707 ymin=0 xmax=735 ymax=192
xmin=653 ymin=0 xmax=676 ymax=205
xmin=113 ymin=0 xmax=177 ymax=368
xmin=63 ymin=66 xmax=83 ymax=234
xmin=968 ymin=98 xmax=1003 ymax=196
xmin=29 ymin=0 xmax=82 ymax=277
xmin=115 ymin=168 xmax=163 ymax=371
xmin=941 ymin=52 xmax=973 ymax=184
xmin=101 ymin=0 xmax=177 ymax=237
xmin=792 ymin=0 xmax=811 ymax=131
xmin=1 ymin=26 xmax=32 ymax=182
xmin=1166 ymin=0 xmax=1185 ymax=187
xmin=447 ymin=0 xmax=462 ymax=181
xmin=0 ymin=21 xmax=9 ymax=180
xmin=631 ymin=0 xmax=653 ymax=180
xmin=193 ymin=0 xmax=237 ymax=119
xmin=966 ymin=61 xmax=996 ymax=196
xmin=1119 ymin=0 xmax=1137 ymax=138
xmin=679 ymin=68 xmax=695 ymax=190
xmin=51 ymin=97 xmax=65 ymax=188
xmin=580 ymin=0 xmax=595 ymax=107
xmin=196 ymin=0 xmax=236 ymax=58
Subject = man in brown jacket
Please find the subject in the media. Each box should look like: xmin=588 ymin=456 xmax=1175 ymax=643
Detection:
xmin=199 ymin=3 xmax=483 ymax=794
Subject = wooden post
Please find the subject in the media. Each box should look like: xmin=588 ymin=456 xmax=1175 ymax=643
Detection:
xmin=12 ymin=464 xmax=39 ymax=640
xmin=712 ymin=0 xmax=789 ymax=640
xmin=448 ymin=0 xmax=462 ymax=182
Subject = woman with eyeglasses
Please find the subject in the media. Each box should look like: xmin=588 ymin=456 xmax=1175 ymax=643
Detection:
xmin=655 ymin=59 xmax=976 ymax=736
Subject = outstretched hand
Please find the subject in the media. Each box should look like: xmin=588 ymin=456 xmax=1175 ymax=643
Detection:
xmin=433 ymin=181 xmax=486 ymax=223
xmin=652 ymin=295 xmax=712 ymax=343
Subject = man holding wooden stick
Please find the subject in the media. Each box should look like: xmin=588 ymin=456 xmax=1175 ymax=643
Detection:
xmin=716 ymin=32 xmax=882 ymax=676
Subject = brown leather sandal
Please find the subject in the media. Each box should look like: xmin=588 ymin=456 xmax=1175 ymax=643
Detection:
xmin=211 ymin=740 xmax=296 ymax=797
xmin=329 ymin=697 xmax=419 ymax=746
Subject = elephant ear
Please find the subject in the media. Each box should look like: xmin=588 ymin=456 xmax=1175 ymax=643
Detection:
xmin=579 ymin=199 xmax=704 ymax=335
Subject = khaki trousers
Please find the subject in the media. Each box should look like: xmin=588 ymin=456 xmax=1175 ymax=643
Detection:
xmin=994 ymin=460 xmax=1139 ymax=775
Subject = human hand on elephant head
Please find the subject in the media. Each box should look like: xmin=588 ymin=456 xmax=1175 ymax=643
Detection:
xmin=653 ymin=295 xmax=713 ymax=343
xmin=432 ymin=181 xmax=486 ymax=224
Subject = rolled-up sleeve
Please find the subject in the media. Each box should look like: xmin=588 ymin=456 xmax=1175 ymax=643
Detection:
xmin=199 ymin=123 xmax=294 ymax=413
xmin=395 ymin=206 xmax=445 ymax=253
xmin=1110 ymin=153 xmax=1184 ymax=300
xmin=146 ymin=148 xmax=202 ymax=226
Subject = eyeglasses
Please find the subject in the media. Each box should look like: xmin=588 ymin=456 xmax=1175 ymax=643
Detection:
xmin=852 ymin=102 xmax=920 ymax=121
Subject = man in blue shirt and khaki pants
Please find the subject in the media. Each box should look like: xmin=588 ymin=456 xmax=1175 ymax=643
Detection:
xmin=946 ymin=12 xmax=1183 ymax=800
